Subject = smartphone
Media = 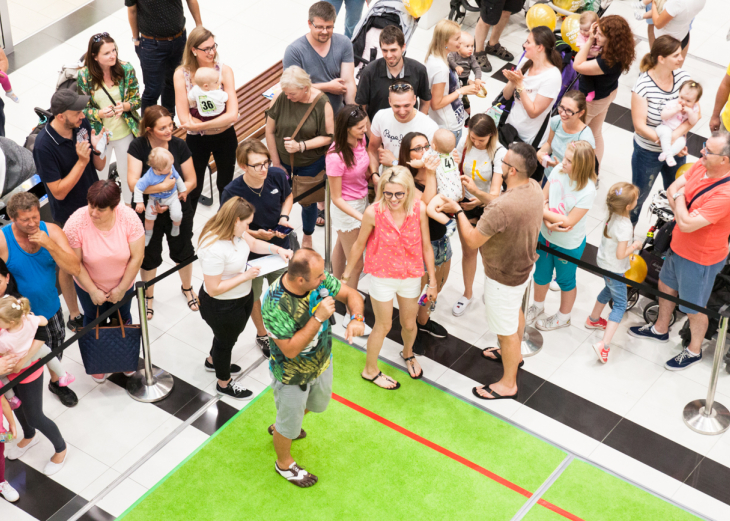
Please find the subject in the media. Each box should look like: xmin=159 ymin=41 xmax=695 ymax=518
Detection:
xmin=96 ymin=132 xmax=108 ymax=159
xmin=274 ymin=225 xmax=294 ymax=236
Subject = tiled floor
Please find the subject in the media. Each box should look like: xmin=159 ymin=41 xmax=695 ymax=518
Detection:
xmin=6 ymin=0 xmax=92 ymax=44
xmin=3 ymin=0 xmax=730 ymax=520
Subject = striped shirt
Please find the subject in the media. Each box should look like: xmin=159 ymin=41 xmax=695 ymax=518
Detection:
xmin=632 ymin=68 xmax=691 ymax=152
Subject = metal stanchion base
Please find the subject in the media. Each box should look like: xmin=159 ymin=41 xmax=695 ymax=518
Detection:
xmin=521 ymin=326 xmax=543 ymax=358
xmin=198 ymin=195 xmax=213 ymax=207
xmin=126 ymin=366 xmax=174 ymax=403
xmin=683 ymin=399 xmax=730 ymax=435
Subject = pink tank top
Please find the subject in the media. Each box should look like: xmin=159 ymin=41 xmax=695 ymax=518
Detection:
xmin=364 ymin=201 xmax=425 ymax=280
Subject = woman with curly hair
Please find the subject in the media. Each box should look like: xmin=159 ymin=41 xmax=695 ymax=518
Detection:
xmin=574 ymin=15 xmax=636 ymax=162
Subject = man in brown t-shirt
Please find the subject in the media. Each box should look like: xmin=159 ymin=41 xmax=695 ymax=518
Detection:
xmin=438 ymin=143 xmax=543 ymax=400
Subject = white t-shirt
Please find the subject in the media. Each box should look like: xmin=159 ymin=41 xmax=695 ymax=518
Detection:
xmin=426 ymin=55 xmax=467 ymax=132
xmin=505 ymin=60 xmax=562 ymax=147
xmin=188 ymin=85 xmax=229 ymax=117
xmin=540 ymin=165 xmax=596 ymax=249
xmin=370 ymin=108 xmax=439 ymax=160
xmin=632 ymin=69 xmax=691 ymax=152
xmin=197 ymin=237 xmax=252 ymax=300
xmin=596 ymin=215 xmax=634 ymax=274
xmin=655 ymin=0 xmax=706 ymax=41
xmin=458 ymin=143 xmax=507 ymax=197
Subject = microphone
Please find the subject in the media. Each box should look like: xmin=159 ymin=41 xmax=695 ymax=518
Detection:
xmin=318 ymin=288 xmax=337 ymax=326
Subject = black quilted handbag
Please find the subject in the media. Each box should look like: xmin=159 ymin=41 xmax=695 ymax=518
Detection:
xmin=78 ymin=311 xmax=141 ymax=375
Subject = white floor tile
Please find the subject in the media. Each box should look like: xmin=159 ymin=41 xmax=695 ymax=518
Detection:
xmin=672 ymin=484 xmax=730 ymax=521
xmin=511 ymin=405 xmax=600 ymax=459
xmin=95 ymin=477 xmax=148 ymax=517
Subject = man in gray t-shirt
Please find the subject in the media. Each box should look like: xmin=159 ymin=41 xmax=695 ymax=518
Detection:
xmin=283 ymin=1 xmax=356 ymax=113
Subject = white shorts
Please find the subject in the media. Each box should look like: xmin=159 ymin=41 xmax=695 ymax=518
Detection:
xmin=484 ymin=273 xmax=529 ymax=336
xmin=331 ymin=196 xmax=368 ymax=232
xmin=369 ymin=276 xmax=422 ymax=302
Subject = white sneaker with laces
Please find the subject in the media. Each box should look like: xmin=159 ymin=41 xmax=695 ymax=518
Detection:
xmin=525 ymin=305 xmax=546 ymax=326
xmin=6 ymin=436 xmax=40 ymax=460
xmin=0 ymin=480 xmax=19 ymax=502
xmin=536 ymin=313 xmax=571 ymax=331
xmin=452 ymin=296 xmax=473 ymax=316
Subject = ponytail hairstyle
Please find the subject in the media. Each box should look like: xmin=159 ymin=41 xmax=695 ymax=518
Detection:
xmin=522 ymin=26 xmax=563 ymax=75
xmin=0 ymin=295 xmax=32 ymax=326
xmin=561 ymin=90 xmax=588 ymax=123
xmin=640 ymin=35 xmax=681 ymax=73
xmin=566 ymin=141 xmax=597 ymax=191
xmin=198 ymin=197 xmax=255 ymax=249
xmin=604 ymin=182 xmax=640 ymax=238
xmin=464 ymin=113 xmax=499 ymax=159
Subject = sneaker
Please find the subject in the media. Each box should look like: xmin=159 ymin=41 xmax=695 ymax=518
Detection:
xmin=5 ymin=91 xmax=19 ymax=104
xmin=628 ymin=324 xmax=669 ymax=343
xmin=256 ymin=335 xmax=271 ymax=358
xmin=275 ymin=461 xmax=318 ymax=487
xmin=593 ymin=342 xmax=610 ymax=364
xmin=66 ymin=314 xmax=84 ymax=332
xmin=585 ymin=317 xmax=608 ymax=330
xmin=44 ymin=448 xmax=68 ymax=476
xmin=8 ymin=396 xmax=21 ymax=410
xmin=452 ymin=295 xmax=473 ymax=317
xmin=536 ymin=314 xmax=571 ymax=331
xmin=6 ymin=436 xmax=40 ymax=460
xmin=445 ymin=218 xmax=456 ymax=238
xmin=205 ymin=359 xmax=242 ymax=376
xmin=417 ymin=318 xmax=448 ymax=338
xmin=0 ymin=480 xmax=19 ymax=502
xmin=474 ymin=50 xmax=492 ymax=73
xmin=665 ymin=348 xmax=702 ymax=371
xmin=48 ymin=380 xmax=78 ymax=407
xmin=216 ymin=380 xmax=253 ymax=400
xmin=57 ymin=372 xmax=75 ymax=387
xmin=525 ymin=305 xmax=546 ymax=326
xmin=549 ymin=279 xmax=560 ymax=292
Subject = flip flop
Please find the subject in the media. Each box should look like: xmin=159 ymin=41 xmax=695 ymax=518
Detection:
xmin=481 ymin=347 xmax=525 ymax=368
xmin=400 ymin=351 xmax=423 ymax=379
xmin=472 ymin=385 xmax=518 ymax=401
xmin=362 ymin=371 xmax=400 ymax=390
xmin=316 ymin=209 xmax=325 ymax=227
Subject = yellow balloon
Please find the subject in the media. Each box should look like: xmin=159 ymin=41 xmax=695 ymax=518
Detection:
xmin=526 ymin=4 xmax=557 ymax=31
xmin=554 ymin=0 xmax=583 ymax=12
xmin=402 ymin=0 xmax=433 ymax=18
xmin=561 ymin=14 xmax=582 ymax=52
xmin=675 ymin=162 xmax=695 ymax=179
xmin=625 ymin=254 xmax=648 ymax=284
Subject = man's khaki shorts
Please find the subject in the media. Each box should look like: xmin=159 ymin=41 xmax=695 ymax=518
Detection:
xmin=271 ymin=362 xmax=333 ymax=440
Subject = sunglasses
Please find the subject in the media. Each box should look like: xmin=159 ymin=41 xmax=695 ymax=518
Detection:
xmin=389 ymin=83 xmax=413 ymax=93
xmin=383 ymin=191 xmax=406 ymax=199
xmin=349 ymin=106 xmax=365 ymax=119
xmin=92 ymin=32 xmax=110 ymax=43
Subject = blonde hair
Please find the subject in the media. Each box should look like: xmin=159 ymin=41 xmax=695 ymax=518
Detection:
xmin=566 ymin=141 xmax=597 ymax=191
xmin=425 ymin=19 xmax=461 ymax=63
xmin=374 ymin=166 xmax=416 ymax=216
xmin=180 ymin=26 xmax=218 ymax=76
xmin=280 ymin=66 xmax=312 ymax=91
xmin=0 ymin=295 xmax=31 ymax=326
xmin=679 ymin=80 xmax=703 ymax=103
xmin=198 ymin=197 xmax=255 ymax=249
xmin=579 ymin=11 xmax=598 ymax=26
xmin=148 ymin=147 xmax=173 ymax=171
xmin=193 ymin=67 xmax=219 ymax=88
xmin=604 ymin=182 xmax=640 ymax=238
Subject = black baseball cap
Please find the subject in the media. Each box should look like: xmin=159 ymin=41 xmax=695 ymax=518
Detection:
xmin=50 ymin=90 xmax=90 ymax=115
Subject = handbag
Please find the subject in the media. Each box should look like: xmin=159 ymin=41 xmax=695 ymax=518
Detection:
xmin=496 ymin=94 xmax=550 ymax=184
xmin=77 ymin=310 xmax=141 ymax=375
xmin=290 ymin=93 xmax=327 ymax=206
xmin=653 ymin=174 xmax=730 ymax=255
xmin=99 ymin=82 xmax=140 ymax=122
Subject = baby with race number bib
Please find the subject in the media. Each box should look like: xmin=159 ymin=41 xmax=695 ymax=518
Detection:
xmin=657 ymin=80 xmax=702 ymax=167
xmin=424 ymin=129 xmax=463 ymax=236
xmin=133 ymin=147 xmax=188 ymax=246
xmin=187 ymin=66 xmax=229 ymax=122
xmin=0 ymin=295 xmax=74 ymax=410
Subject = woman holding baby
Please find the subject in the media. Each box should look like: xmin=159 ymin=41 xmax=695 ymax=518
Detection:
xmin=174 ymin=26 xmax=239 ymax=214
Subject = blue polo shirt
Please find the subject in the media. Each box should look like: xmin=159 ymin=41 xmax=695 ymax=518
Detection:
xmin=33 ymin=117 xmax=99 ymax=225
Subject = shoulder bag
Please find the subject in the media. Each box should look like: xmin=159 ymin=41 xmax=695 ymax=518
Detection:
xmin=290 ymin=93 xmax=327 ymax=207
xmin=78 ymin=310 xmax=141 ymax=375
xmin=496 ymin=94 xmax=550 ymax=184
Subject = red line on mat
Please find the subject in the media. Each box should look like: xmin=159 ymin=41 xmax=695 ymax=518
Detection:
xmin=332 ymin=393 xmax=583 ymax=521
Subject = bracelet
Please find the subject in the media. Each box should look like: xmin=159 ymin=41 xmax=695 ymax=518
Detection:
xmin=351 ymin=314 xmax=365 ymax=323
xmin=303 ymin=141 xmax=307 ymax=151
xmin=455 ymin=210 xmax=464 ymax=217
xmin=313 ymin=315 xmax=323 ymax=324
xmin=279 ymin=214 xmax=289 ymax=221
xmin=268 ymin=244 xmax=273 ymax=254
xmin=299 ymin=141 xmax=304 ymax=153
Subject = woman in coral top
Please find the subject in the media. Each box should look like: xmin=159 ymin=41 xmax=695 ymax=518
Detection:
xmin=342 ymin=166 xmax=437 ymax=389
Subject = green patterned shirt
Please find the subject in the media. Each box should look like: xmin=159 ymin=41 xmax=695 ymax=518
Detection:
xmin=262 ymin=271 xmax=341 ymax=385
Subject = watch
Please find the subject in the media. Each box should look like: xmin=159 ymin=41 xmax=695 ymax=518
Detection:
xmin=132 ymin=38 xmax=140 ymax=43
xmin=351 ymin=314 xmax=365 ymax=323
xmin=673 ymin=192 xmax=684 ymax=200
xmin=279 ymin=214 xmax=289 ymax=221
xmin=455 ymin=210 xmax=465 ymax=217
xmin=514 ymin=89 xmax=522 ymax=101
xmin=392 ymin=160 xmax=399 ymax=166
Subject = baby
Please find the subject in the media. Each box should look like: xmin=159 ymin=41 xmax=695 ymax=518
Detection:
xmin=426 ymin=129 xmax=463 ymax=237
xmin=657 ymin=80 xmax=702 ymax=167
xmin=133 ymin=148 xmax=188 ymax=245
xmin=187 ymin=66 xmax=229 ymax=123
xmin=0 ymin=71 xmax=18 ymax=103
xmin=576 ymin=12 xmax=602 ymax=102
xmin=634 ymin=0 xmax=667 ymax=21
xmin=448 ymin=32 xmax=483 ymax=117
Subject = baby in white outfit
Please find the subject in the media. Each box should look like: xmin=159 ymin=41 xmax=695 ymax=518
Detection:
xmin=656 ymin=80 xmax=702 ymax=167
xmin=426 ymin=129 xmax=463 ymax=234
xmin=187 ymin=66 xmax=229 ymax=122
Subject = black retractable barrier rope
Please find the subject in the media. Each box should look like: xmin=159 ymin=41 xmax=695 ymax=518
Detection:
xmin=536 ymin=242 xmax=723 ymax=320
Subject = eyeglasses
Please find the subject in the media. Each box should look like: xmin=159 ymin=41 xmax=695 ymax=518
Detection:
xmin=410 ymin=144 xmax=430 ymax=153
xmin=310 ymin=22 xmax=334 ymax=32
xmin=247 ymin=161 xmax=272 ymax=172
xmin=502 ymin=160 xmax=521 ymax=173
xmin=389 ymin=83 xmax=413 ymax=93
xmin=557 ymin=105 xmax=576 ymax=117
xmin=92 ymin=32 xmax=110 ymax=43
xmin=195 ymin=43 xmax=218 ymax=54
xmin=383 ymin=191 xmax=406 ymax=199
xmin=703 ymin=142 xmax=729 ymax=158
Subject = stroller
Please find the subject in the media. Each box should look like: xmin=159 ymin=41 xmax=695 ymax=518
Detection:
xmin=448 ymin=0 xmax=614 ymax=25
xmin=350 ymin=0 xmax=419 ymax=83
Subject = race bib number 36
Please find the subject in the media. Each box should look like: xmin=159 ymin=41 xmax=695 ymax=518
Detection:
xmin=198 ymin=96 xmax=216 ymax=114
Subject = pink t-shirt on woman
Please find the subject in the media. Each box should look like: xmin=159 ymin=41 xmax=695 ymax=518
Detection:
xmin=325 ymin=139 xmax=369 ymax=200
xmin=64 ymin=204 xmax=145 ymax=293
xmin=363 ymin=200 xmax=425 ymax=279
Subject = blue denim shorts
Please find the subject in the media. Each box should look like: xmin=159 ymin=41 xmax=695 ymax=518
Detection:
xmin=596 ymin=275 xmax=628 ymax=323
xmin=533 ymin=234 xmax=586 ymax=291
xmin=431 ymin=235 xmax=452 ymax=267
xmin=659 ymin=249 xmax=725 ymax=314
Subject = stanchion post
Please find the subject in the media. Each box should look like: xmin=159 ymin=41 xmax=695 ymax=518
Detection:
xmin=683 ymin=316 xmax=730 ymax=435
xmin=520 ymin=281 xmax=543 ymax=357
xmin=324 ymin=178 xmax=332 ymax=273
xmin=127 ymin=282 xmax=175 ymax=403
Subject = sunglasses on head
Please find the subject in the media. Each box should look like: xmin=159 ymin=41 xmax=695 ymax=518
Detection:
xmin=389 ymin=83 xmax=413 ymax=93
xmin=92 ymin=32 xmax=110 ymax=43
xmin=349 ymin=106 xmax=365 ymax=119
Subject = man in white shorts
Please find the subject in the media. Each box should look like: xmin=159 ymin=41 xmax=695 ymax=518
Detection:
xmin=438 ymin=143 xmax=543 ymax=400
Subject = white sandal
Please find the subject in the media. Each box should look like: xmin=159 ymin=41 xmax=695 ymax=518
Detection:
xmin=452 ymin=295 xmax=472 ymax=317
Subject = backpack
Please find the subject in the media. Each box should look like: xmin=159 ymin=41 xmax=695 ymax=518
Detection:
xmin=56 ymin=54 xmax=86 ymax=92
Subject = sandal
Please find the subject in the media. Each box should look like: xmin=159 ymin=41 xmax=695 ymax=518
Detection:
xmin=268 ymin=424 xmax=307 ymax=440
xmin=316 ymin=209 xmax=325 ymax=227
xmin=181 ymin=286 xmax=199 ymax=312
xmin=481 ymin=347 xmax=524 ymax=368
xmin=472 ymin=384 xmax=518 ymax=401
xmin=144 ymin=296 xmax=154 ymax=321
xmin=361 ymin=371 xmax=400 ymax=390
xmin=400 ymin=351 xmax=423 ymax=379
xmin=486 ymin=42 xmax=514 ymax=62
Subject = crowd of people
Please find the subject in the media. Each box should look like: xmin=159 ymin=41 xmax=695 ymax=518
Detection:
xmin=1 ymin=0 xmax=730 ymax=497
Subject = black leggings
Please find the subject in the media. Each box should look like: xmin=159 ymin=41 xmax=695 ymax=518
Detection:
xmin=198 ymin=286 xmax=254 ymax=381
xmin=186 ymin=127 xmax=238 ymax=215
xmin=14 ymin=373 xmax=66 ymax=453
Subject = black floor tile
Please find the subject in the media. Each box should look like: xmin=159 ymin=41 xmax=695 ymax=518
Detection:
xmin=7 ymin=32 xmax=64 ymax=74
xmin=523 ymin=380 xmax=622 ymax=441
xmin=603 ymin=419 xmax=703 ymax=482
xmin=41 ymin=5 xmax=105 ymax=44
xmin=685 ymin=457 xmax=730 ymax=506
xmin=47 ymin=495 xmax=115 ymax=521
xmin=612 ymin=110 xmax=635 ymax=133
xmin=191 ymin=400 xmax=240 ymax=436
xmin=173 ymin=389 xmax=215 ymax=423
xmin=604 ymin=103 xmax=630 ymax=125
xmin=5 ymin=458 xmax=77 ymax=521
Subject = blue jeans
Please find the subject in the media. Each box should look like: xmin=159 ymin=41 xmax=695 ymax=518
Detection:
xmin=75 ymin=283 xmax=134 ymax=327
xmin=324 ymin=0 xmax=366 ymax=38
xmin=630 ymin=139 xmax=685 ymax=225
xmin=596 ymin=275 xmax=628 ymax=323
xmin=135 ymin=31 xmax=186 ymax=118
xmin=282 ymin=155 xmax=325 ymax=236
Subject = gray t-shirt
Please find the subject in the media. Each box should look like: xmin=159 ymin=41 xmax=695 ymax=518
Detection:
xmin=283 ymin=34 xmax=354 ymax=113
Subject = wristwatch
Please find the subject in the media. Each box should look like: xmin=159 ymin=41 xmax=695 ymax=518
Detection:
xmin=132 ymin=38 xmax=140 ymax=43
xmin=279 ymin=214 xmax=289 ymax=220
xmin=455 ymin=210 xmax=465 ymax=217
xmin=673 ymin=192 xmax=684 ymax=200
xmin=514 ymin=88 xmax=522 ymax=101
xmin=351 ymin=314 xmax=365 ymax=323
xmin=392 ymin=160 xmax=399 ymax=166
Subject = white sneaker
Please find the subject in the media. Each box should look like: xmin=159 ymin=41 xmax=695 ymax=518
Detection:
xmin=536 ymin=313 xmax=571 ymax=331
xmin=525 ymin=305 xmax=546 ymax=326
xmin=44 ymin=448 xmax=68 ymax=476
xmin=549 ymin=279 xmax=560 ymax=292
xmin=6 ymin=436 xmax=40 ymax=460
xmin=452 ymin=296 xmax=473 ymax=316
xmin=0 ymin=481 xmax=19 ymax=502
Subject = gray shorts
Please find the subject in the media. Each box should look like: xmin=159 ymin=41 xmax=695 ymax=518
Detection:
xmin=271 ymin=361 xmax=333 ymax=440
xmin=252 ymin=266 xmax=287 ymax=301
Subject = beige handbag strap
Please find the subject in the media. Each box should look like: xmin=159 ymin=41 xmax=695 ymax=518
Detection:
xmin=289 ymin=92 xmax=324 ymax=170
